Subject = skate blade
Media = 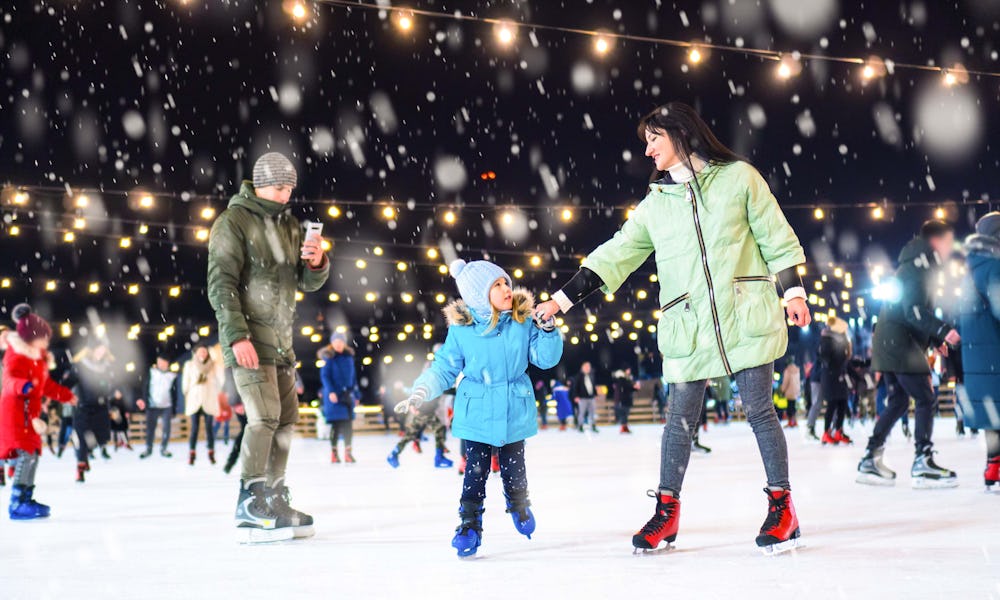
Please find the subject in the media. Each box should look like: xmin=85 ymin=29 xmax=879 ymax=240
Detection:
xmin=758 ymin=537 xmax=803 ymax=556
xmin=633 ymin=542 xmax=674 ymax=556
xmin=911 ymin=477 xmax=958 ymax=490
xmin=236 ymin=526 xmax=296 ymax=544
xmin=292 ymin=525 xmax=316 ymax=539
xmin=855 ymin=473 xmax=896 ymax=487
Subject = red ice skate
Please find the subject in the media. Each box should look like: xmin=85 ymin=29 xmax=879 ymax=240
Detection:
xmin=490 ymin=454 xmax=500 ymax=474
xmin=755 ymin=489 xmax=801 ymax=555
xmin=985 ymin=457 xmax=1000 ymax=490
xmin=833 ymin=430 xmax=852 ymax=445
xmin=632 ymin=490 xmax=680 ymax=553
xmin=821 ymin=430 xmax=837 ymax=445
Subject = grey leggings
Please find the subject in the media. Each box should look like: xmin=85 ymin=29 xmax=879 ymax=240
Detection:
xmin=659 ymin=362 xmax=789 ymax=494
xmin=14 ymin=450 xmax=40 ymax=486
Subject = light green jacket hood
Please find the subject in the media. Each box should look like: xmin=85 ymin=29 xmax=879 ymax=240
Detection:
xmin=582 ymin=161 xmax=805 ymax=383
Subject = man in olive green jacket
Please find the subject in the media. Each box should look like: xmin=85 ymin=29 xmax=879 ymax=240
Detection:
xmin=208 ymin=152 xmax=329 ymax=543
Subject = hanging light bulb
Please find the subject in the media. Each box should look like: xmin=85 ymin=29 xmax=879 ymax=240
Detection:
xmin=775 ymin=54 xmax=802 ymax=80
xmin=495 ymin=21 xmax=516 ymax=46
xmin=872 ymin=206 xmax=884 ymax=220
xmin=687 ymin=46 xmax=703 ymax=64
xmin=594 ymin=36 xmax=610 ymax=55
xmin=813 ymin=207 xmax=825 ymax=220
xmin=395 ymin=12 xmax=414 ymax=32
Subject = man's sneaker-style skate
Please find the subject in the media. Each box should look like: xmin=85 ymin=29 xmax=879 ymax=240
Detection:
xmin=451 ymin=501 xmax=484 ymax=558
xmin=632 ymin=490 xmax=680 ymax=553
xmin=267 ymin=480 xmax=315 ymax=539
xmin=985 ymin=457 xmax=1000 ymax=491
xmin=234 ymin=480 xmax=295 ymax=544
xmin=856 ymin=447 xmax=896 ymax=486
xmin=756 ymin=489 xmax=801 ymax=556
xmin=911 ymin=449 xmax=958 ymax=489
xmin=504 ymin=489 xmax=535 ymax=539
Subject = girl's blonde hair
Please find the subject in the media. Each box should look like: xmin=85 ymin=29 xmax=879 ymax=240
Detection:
xmin=483 ymin=281 xmax=530 ymax=334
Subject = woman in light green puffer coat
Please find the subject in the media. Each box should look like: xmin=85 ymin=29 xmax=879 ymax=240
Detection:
xmin=536 ymin=102 xmax=812 ymax=555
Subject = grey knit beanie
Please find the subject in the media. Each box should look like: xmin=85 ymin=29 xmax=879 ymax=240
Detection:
xmin=252 ymin=152 xmax=298 ymax=190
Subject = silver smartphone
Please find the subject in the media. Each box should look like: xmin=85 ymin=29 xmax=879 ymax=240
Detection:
xmin=305 ymin=221 xmax=324 ymax=239
xmin=303 ymin=221 xmax=323 ymax=258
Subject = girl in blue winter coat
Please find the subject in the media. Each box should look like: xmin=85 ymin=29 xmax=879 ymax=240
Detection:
xmin=319 ymin=333 xmax=358 ymax=464
xmin=395 ymin=259 xmax=563 ymax=558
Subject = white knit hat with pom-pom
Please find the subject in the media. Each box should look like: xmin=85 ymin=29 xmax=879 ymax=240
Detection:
xmin=449 ymin=259 xmax=511 ymax=315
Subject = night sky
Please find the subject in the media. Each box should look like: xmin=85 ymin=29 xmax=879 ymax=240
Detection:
xmin=2 ymin=0 xmax=999 ymax=397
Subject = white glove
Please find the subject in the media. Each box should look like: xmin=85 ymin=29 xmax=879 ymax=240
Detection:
xmin=393 ymin=388 xmax=428 ymax=414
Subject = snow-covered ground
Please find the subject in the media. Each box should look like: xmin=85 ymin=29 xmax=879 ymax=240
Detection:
xmin=1 ymin=418 xmax=997 ymax=600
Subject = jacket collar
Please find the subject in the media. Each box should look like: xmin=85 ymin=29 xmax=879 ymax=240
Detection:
xmin=229 ymin=181 xmax=289 ymax=218
xmin=648 ymin=160 xmax=722 ymax=197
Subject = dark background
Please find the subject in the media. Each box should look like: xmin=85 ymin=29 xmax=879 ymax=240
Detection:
xmin=1 ymin=0 xmax=998 ymax=399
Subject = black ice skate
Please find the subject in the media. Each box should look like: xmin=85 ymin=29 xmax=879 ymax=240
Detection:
xmin=911 ymin=449 xmax=958 ymax=489
xmin=266 ymin=480 xmax=315 ymax=539
xmin=234 ymin=480 xmax=295 ymax=544
xmin=856 ymin=447 xmax=896 ymax=486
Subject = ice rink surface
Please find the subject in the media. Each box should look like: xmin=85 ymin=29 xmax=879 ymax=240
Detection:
xmin=2 ymin=418 xmax=998 ymax=600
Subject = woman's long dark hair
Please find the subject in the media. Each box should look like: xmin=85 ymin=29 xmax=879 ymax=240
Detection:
xmin=637 ymin=102 xmax=743 ymax=183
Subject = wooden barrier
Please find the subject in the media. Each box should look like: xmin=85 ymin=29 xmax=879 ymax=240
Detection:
xmin=91 ymin=384 xmax=962 ymax=442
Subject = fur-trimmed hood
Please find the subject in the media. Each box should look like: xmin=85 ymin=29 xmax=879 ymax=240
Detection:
xmin=443 ymin=289 xmax=535 ymax=327
xmin=4 ymin=331 xmax=42 ymax=361
xmin=318 ymin=344 xmax=355 ymax=360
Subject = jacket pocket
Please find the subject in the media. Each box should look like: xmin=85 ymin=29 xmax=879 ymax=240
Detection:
xmin=733 ymin=277 xmax=783 ymax=337
xmin=658 ymin=293 xmax=698 ymax=358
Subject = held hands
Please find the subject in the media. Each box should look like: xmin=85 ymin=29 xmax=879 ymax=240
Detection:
xmin=136 ymin=399 xmax=146 ymax=411
xmin=300 ymin=234 xmax=328 ymax=268
xmin=328 ymin=392 xmax=338 ymax=404
xmin=534 ymin=299 xmax=561 ymax=322
xmin=786 ymin=297 xmax=811 ymax=328
xmin=937 ymin=330 xmax=961 ymax=357
xmin=532 ymin=313 xmax=557 ymax=332
xmin=232 ymin=339 xmax=260 ymax=370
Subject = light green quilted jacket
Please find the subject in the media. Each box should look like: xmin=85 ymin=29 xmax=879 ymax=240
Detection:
xmin=582 ymin=161 xmax=805 ymax=383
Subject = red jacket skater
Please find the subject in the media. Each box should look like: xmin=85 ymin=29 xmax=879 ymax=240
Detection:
xmin=0 ymin=332 xmax=75 ymax=459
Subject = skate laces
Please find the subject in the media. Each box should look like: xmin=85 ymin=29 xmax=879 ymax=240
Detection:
xmin=761 ymin=490 xmax=789 ymax=533
xmin=638 ymin=490 xmax=677 ymax=537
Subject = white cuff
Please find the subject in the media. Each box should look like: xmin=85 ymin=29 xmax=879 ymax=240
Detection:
xmin=551 ymin=290 xmax=574 ymax=313
xmin=783 ymin=286 xmax=807 ymax=302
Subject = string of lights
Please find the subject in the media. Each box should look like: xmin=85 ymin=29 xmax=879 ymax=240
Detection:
xmin=299 ymin=0 xmax=1000 ymax=83
xmin=5 ymin=183 xmax=991 ymax=217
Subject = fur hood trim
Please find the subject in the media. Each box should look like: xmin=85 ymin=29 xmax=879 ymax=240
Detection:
xmin=443 ymin=289 xmax=535 ymax=327
xmin=5 ymin=332 xmax=42 ymax=361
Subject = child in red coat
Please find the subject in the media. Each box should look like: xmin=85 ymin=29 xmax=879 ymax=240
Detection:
xmin=0 ymin=304 xmax=75 ymax=520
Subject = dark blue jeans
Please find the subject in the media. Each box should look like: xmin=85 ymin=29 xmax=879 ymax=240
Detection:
xmin=145 ymin=407 xmax=172 ymax=453
xmin=188 ymin=408 xmax=215 ymax=451
xmin=461 ymin=441 xmax=527 ymax=503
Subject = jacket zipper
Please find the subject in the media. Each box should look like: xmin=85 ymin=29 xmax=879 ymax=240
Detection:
xmin=686 ymin=183 xmax=733 ymax=376
xmin=660 ymin=293 xmax=691 ymax=312
xmin=733 ymin=276 xmax=774 ymax=283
